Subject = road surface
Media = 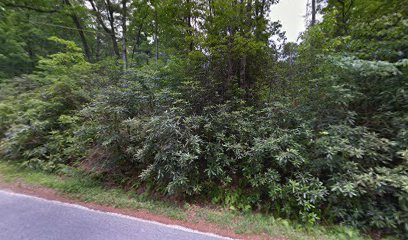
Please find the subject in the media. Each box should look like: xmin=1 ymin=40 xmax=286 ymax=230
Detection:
xmin=0 ymin=190 xmax=231 ymax=240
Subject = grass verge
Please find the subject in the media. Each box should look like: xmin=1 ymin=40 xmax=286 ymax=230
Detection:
xmin=0 ymin=160 xmax=368 ymax=240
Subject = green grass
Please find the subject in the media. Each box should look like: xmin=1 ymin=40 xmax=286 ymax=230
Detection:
xmin=0 ymin=160 xmax=369 ymax=240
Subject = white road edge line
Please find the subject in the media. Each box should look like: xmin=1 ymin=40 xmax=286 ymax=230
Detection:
xmin=0 ymin=189 xmax=235 ymax=240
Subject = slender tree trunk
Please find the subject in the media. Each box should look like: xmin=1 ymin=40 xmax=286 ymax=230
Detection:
xmin=226 ymin=27 xmax=234 ymax=92
xmin=311 ymin=0 xmax=316 ymax=26
xmin=122 ymin=0 xmax=128 ymax=70
xmin=25 ymin=13 xmax=36 ymax=71
xmin=70 ymin=15 xmax=93 ymax=61
xmin=341 ymin=0 xmax=354 ymax=34
xmin=154 ymin=6 xmax=159 ymax=64
xmin=241 ymin=0 xmax=251 ymax=95
xmin=227 ymin=53 xmax=233 ymax=89
xmin=131 ymin=25 xmax=143 ymax=59
xmin=88 ymin=0 xmax=120 ymax=57
xmin=63 ymin=0 xmax=92 ymax=61
xmin=110 ymin=34 xmax=120 ymax=57
xmin=131 ymin=13 xmax=147 ymax=60
xmin=186 ymin=0 xmax=193 ymax=51
xmin=240 ymin=55 xmax=247 ymax=91
xmin=106 ymin=0 xmax=120 ymax=57
xmin=95 ymin=29 xmax=101 ymax=61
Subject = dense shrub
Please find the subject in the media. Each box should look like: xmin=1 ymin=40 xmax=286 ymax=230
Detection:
xmin=74 ymin=78 xmax=407 ymax=235
xmin=0 ymin=37 xmax=92 ymax=170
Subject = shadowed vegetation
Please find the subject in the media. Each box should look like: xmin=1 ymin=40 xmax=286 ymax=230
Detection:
xmin=0 ymin=0 xmax=407 ymax=238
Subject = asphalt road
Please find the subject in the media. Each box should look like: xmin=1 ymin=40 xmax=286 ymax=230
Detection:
xmin=0 ymin=190 xmax=231 ymax=240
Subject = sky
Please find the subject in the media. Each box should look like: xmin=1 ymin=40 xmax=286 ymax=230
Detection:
xmin=269 ymin=0 xmax=308 ymax=42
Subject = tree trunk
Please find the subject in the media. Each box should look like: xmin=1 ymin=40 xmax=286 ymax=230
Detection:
xmin=106 ymin=0 xmax=120 ymax=57
xmin=122 ymin=0 xmax=128 ymax=70
xmin=88 ymin=0 xmax=120 ymax=57
xmin=63 ymin=0 xmax=92 ymax=61
xmin=186 ymin=0 xmax=193 ymax=51
xmin=311 ymin=0 xmax=316 ymax=26
xmin=154 ymin=5 xmax=159 ymax=64
xmin=95 ymin=29 xmax=101 ymax=61
xmin=131 ymin=24 xmax=143 ymax=59
xmin=240 ymin=55 xmax=247 ymax=91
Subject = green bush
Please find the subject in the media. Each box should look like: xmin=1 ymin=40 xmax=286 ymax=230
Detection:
xmin=0 ymin=37 xmax=91 ymax=170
